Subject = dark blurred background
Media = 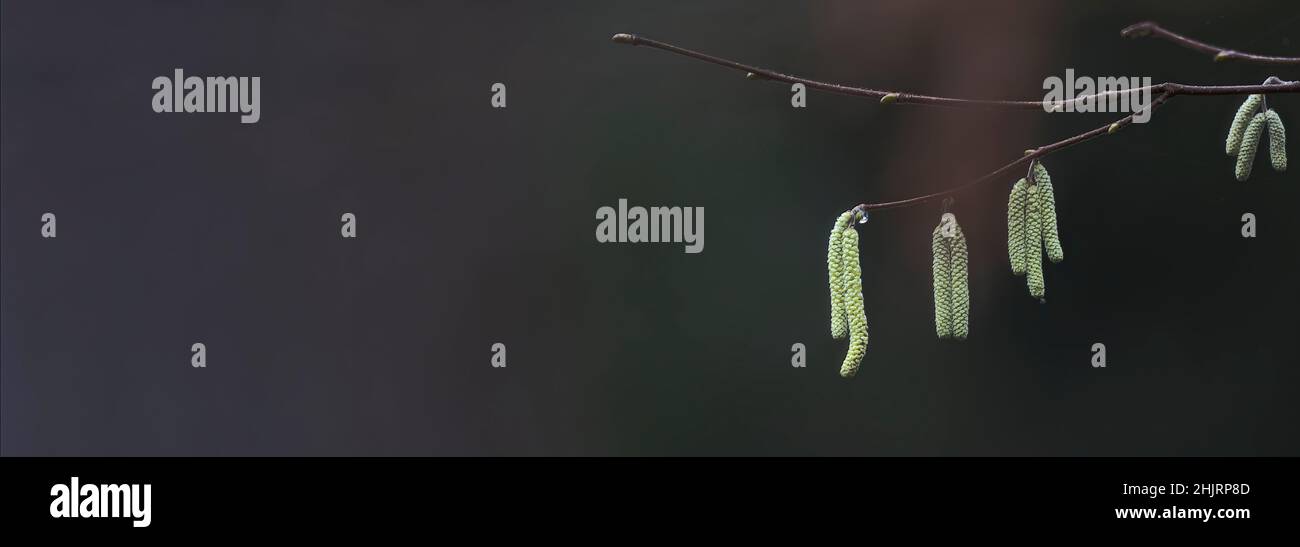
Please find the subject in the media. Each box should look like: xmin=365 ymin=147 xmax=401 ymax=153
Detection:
xmin=2 ymin=0 xmax=1297 ymax=455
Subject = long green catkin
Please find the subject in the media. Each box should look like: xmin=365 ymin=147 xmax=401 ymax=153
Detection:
xmin=1236 ymin=112 xmax=1267 ymax=181
xmin=1007 ymin=178 xmax=1028 ymax=275
xmin=949 ymin=222 xmax=970 ymax=340
xmin=931 ymin=223 xmax=952 ymax=339
xmin=1227 ymin=94 xmax=1263 ymax=155
xmin=1266 ymin=109 xmax=1287 ymax=172
xmin=840 ymin=225 xmax=868 ymax=378
xmin=827 ymin=211 xmax=853 ymax=338
xmin=1025 ymin=184 xmax=1046 ymax=301
xmin=1033 ymin=163 xmax=1064 ymax=264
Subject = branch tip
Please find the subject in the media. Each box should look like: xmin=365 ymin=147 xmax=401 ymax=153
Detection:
xmin=611 ymin=33 xmax=638 ymax=45
xmin=1120 ymin=22 xmax=1154 ymax=38
xmin=1121 ymin=21 xmax=1300 ymax=65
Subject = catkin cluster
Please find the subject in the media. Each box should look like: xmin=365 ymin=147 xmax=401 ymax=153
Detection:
xmin=826 ymin=209 xmax=868 ymax=378
xmin=1226 ymin=94 xmax=1287 ymax=181
xmin=1006 ymin=162 xmax=1063 ymax=302
xmin=931 ymin=215 xmax=969 ymax=340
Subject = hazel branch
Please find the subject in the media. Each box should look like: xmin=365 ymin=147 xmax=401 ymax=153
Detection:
xmin=611 ymin=26 xmax=1299 ymax=213
xmin=859 ymin=76 xmax=1297 ymax=211
xmin=1120 ymin=21 xmax=1300 ymax=65
xmin=858 ymin=92 xmax=1174 ymax=212
xmin=610 ymin=33 xmax=1297 ymax=111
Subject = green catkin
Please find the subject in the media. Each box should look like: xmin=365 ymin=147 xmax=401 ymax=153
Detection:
xmin=827 ymin=211 xmax=853 ymax=338
xmin=931 ymin=224 xmax=952 ymax=339
xmin=1025 ymin=184 xmax=1046 ymax=301
xmin=949 ymin=223 xmax=970 ymax=340
xmin=1266 ymin=109 xmax=1287 ymax=172
xmin=1236 ymin=112 xmax=1267 ymax=181
xmin=1033 ymin=163 xmax=1064 ymax=264
xmin=1226 ymin=94 xmax=1263 ymax=156
xmin=1007 ymin=178 xmax=1029 ymax=275
xmin=932 ymin=216 xmax=970 ymax=340
xmin=839 ymin=225 xmax=868 ymax=378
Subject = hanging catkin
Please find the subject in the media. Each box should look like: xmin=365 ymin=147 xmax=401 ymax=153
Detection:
xmin=827 ymin=210 xmax=853 ymax=339
xmin=948 ymin=221 xmax=970 ymax=340
xmin=931 ymin=223 xmax=952 ymax=338
xmin=932 ymin=214 xmax=970 ymax=340
xmin=1007 ymin=178 xmax=1029 ymax=275
xmin=1236 ymin=112 xmax=1267 ymax=181
xmin=1266 ymin=109 xmax=1287 ymax=172
xmin=839 ymin=223 xmax=868 ymax=378
xmin=1024 ymin=183 xmax=1046 ymax=301
xmin=1033 ymin=162 xmax=1064 ymax=264
xmin=1226 ymin=95 xmax=1263 ymax=155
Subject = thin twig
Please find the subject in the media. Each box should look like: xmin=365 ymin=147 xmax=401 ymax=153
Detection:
xmin=611 ymin=29 xmax=1299 ymax=213
xmin=858 ymin=77 xmax=1296 ymax=210
xmin=858 ymin=93 xmax=1172 ymax=211
xmin=611 ymin=33 xmax=1296 ymax=110
xmin=1121 ymin=21 xmax=1300 ymax=65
